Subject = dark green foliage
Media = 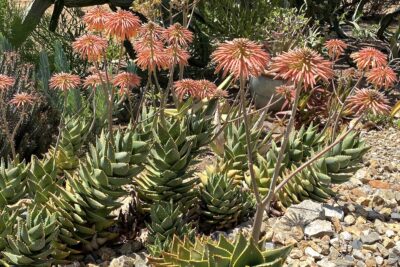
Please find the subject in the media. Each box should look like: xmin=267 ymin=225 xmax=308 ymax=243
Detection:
xmin=136 ymin=117 xmax=198 ymax=212
xmin=146 ymin=200 xmax=195 ymax=256
xmin=149 ymin=233 xmax=292 ymax=267
xmin=199 ymin=173 xmax=254 ymax=232
xmin=0 ymin=205 xmax=69 ymax=266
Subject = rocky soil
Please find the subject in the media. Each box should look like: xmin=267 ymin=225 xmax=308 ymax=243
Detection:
xmin=64 ymin=127 xmax=400 ymax=267
xmin=269 ymin=127 xmax=400 ymax=267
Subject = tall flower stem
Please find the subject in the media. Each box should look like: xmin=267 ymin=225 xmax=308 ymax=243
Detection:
xmin=239 ymin=77 xmax=261 ymax=204
xmin=252 ymin=82 xmax=301 ymax=242
xmin=0 ymin=96 xmax=16 ymax=160
xmin=103 ymin=59 xmax=115 ymax=145
xmin=54 ymin=92 xmax=68 ymax=156
xmin=94 ymin=62 xmax=114 ymax=144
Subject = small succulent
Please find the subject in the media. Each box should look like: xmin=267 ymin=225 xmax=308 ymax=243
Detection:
xmin=136 ymin=117 xmax=198 ymax=213
xmin=315 ymin=131 xmax=369 ymax=183
xmin=198 ymin=170 xmax=254 ymax=231
xmin=148 ymin=233 xmax=293 ymax=267
xmin=1 ymin=205 xmax=69 ymax=266
xmin=46 ymin=116 xmax=89 ymax=173
xmin=146 ymin=200 xmax=195 ymax=256
xmin=0 ymin=209 xmax=18 ymax=251
xmin=27 ymin=156 xmax=61 ymax=202
xmin=0 ymin=158 xmax=28 ymax=208
xmin=187 ymin=98 xmax=218 ymax=153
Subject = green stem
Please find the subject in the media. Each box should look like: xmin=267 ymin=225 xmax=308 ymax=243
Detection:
xmin=252 ymin=82 xmax=302 ymax=242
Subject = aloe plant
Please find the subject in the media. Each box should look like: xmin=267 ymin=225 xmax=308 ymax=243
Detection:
xmin=136 ymin=117 xmax=198 ymax=213
xmin=198 ymin=171 xmax=254 ymax=231
xmin=146 ymin=200 xmax=195 ymax=256
xmin=0 ymin=158 xmax=28 ymax=208
xmin=1 ymin=205 xmax=69 ymax=266
xmin=148 ymin=233 xmax=292 ymax=267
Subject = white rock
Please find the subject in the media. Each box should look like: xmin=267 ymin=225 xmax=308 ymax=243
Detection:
xmin=330 ymin=237 xmax=340 ymax=247
xmin=353 ymin=250 xmax=365 ymax=260
xmin=285 ymin=200 xmax=324 ymax=225
xmin=317 ymin=258 xmax=336 ymax=267
xmin=340 ymin=231 xmax=353 ymax=241
xmin=386 ymin=229 xmax=395 ymax=238
xmin=375 ymin=256 xmax=384 ymax=265
xmin=304 ymin=220 xmax=334 ymax=237
xmin=323 ymin=204 xmax=344 ymax=221
xmin=305 ymin=247 xmax=322 ymax=259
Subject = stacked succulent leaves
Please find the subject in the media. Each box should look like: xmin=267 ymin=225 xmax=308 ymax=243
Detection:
xmin=0 ymin=158 xmax=28 ymax=208
xmin=146 ymin=200 xmax=195 ymax=256
xmin=46 ymin=116 xmax=90 ymax=173
xmin=245 ymin=124 xmax=368 ymax=208
xmin=136 ymin=117 xmax=198 ymax=211
xmin=148 ymin=233 xmax=292 ymax=267
xmin=0 ymin=97 xmax=369 ymax=266
xmin=198 ymin=171 xmax=254 ymax=231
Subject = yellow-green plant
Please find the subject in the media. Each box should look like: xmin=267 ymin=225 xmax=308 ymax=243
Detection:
xmin=46 ymin=116 xmax=89 ymax=173
xmin=148 ymin=233 xmax=292 ymax=267
xmin=0 ymin=158 xmax=28 ymax=208
xmin=0 ymin=205 xmax=69 ymax=266
xmin=146 ymin=200 xmax=195 ymax=256
xmin=198 ymin=171 xmax=254 ymax=231
xmin=136 ymin=117 xmax=198 ymax=212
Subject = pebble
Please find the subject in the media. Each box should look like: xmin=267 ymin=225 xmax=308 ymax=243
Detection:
xmin=304 ymin=220 xmax=334 ymax=238
xmin=353 ymin=250 xmax=365 ymax=260
xmin=361 ymin=232 xmax=381 ymax=244
xmin=386 ymin=229 xmax=395 ymax=238
xmin=351 ymin=239 xmax=363 ymax=250
xmin=391 ymin=212 xmax=400 ymax=221
xmin=344 ymin=214 xmax=356 ymax=225
xmin=305 ymin=247 xmax=323 ymax=260
xmin=323 ymin=205 xmax=344 ymax=220
xmin=340 ymin=231 xmax=353 ymax=241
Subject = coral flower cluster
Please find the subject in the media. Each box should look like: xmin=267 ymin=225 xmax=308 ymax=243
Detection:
xmin=366 ymin=66 xmax=397 ymax=89
xmin=347 ymin=88 xmax=390 ymax=116
xmin=49 ymin=73 xmax=81 ymax=92
xmin=351 ymin=47 xmax=387 ymax=70
xmin=0 ymin=74 xmax=15 ymax=91
xmin=174 ymin=79 xmax=220 ymax=100
xmin=211 ymin=38 xmax=269 ymax=80
xmin=83 ymin=6 xmax=110 ymax=32
xmin=270 ymin=47 xmax=333 ymax=89
xmin=324 ymin=39 xmax=347 ymax=60
xmin=9 ymin=92 xmax=36 ymax=108
xmin=113 ymin=72 xmax=142 ymax=95
xmin=72 ymin=34 xmax=108 ymax=62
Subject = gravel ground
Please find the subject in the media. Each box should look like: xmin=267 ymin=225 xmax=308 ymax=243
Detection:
xmin=272 ymin=127 xmax=400 ymax=267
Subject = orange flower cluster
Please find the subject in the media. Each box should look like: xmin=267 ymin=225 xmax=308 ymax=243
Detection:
xmin=0 ymin=74 xmax=15 ymax=91
xmin=104 ymin=10 xmax=141 ymax=40
xmin=133 ymin=22 xmax=193 ymax=71
xmin=83 ymin=72 xmax=108 ymax=89
xmin=49 ymin=73 xmax=81 ymax=92
xmin=270 ymin=47 xmax=333 ymax=89
xmin=72 ymin=34 xmax=108 ymax=62
xmin=351 ymin=47 xmax=387 ymax=70
xmin=366 ymin=66 xmax=397 ymax=89
xmin=163 ymin=23 xmax=193 ymax=47
xmin=9 ymin=92 xmax=36 ymax=108
xmin=325 ymin=39 xmax=347 ymax=60
xmin=112 ymin=72 xmax=141 ymax=96
xmin=347 ymin=88 xmax=390 ymax=116
xmin=174 ymin=79 xmax=220 ymax=100
xmin=211 ymin=38 xmax=269 ymax=80
xmin=83 ymin=6 xmax=111 ymax=32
